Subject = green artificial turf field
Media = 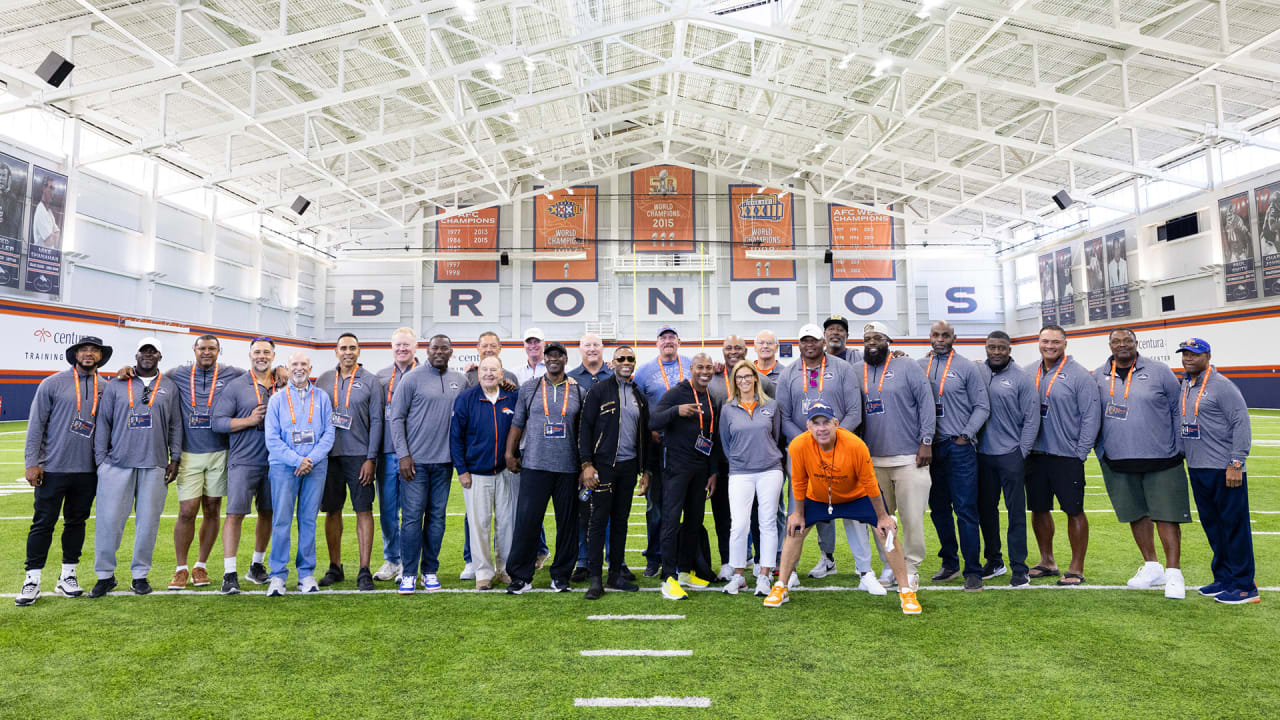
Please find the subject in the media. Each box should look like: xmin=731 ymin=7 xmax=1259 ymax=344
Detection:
xmin=1 ymin=415 xmax=1277 ymax=719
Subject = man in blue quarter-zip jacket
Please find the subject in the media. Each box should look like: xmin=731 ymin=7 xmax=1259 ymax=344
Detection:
xmin=1024 ymin=325 xmax=1100 ymax=587
xmin=264 ymin=352 xmax=334 ymax=596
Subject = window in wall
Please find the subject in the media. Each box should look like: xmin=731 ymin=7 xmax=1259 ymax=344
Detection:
xmin=1219 ymin=126 xmax=1280 ymax=184
xmin=1014 ymin=253 xmax=1040 ymax=306
xmin=0 ymin=107 xmax=66 ymax=158
xmin=216 ymin=195 xmax=260 ymax=236
xmin=78 ymin=128 xmax=150 ymax=191
xmin=156 ymin=164 xmax=210 ymax=216
xmin=1141 ymin=155 xmax=1205 ymax=209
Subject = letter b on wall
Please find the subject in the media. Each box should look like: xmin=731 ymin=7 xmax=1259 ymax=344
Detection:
xmin=334 ymin=279 xmax=403 ymax=324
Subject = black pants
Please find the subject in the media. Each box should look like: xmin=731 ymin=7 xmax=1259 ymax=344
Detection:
xmin=643 ymin=457 xmax=664 ymax=565
xmin=26 ymin=471 xmax=97 ymax=571
xmin=708 ymin=462 xmax=731 ymax=567
xmin=660 ymin=460 xmax=714 ymax=580
xmin=508 ymin=468 xmax=578 ymax=585
xmin=586 ymin=459 xmax=639 ymax=579
xmin=977 ymin=450 xmax=1029 ymax=575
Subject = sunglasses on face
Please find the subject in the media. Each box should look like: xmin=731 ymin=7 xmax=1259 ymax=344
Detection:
xmin=615 ymin=356 xmax=636 ymax=363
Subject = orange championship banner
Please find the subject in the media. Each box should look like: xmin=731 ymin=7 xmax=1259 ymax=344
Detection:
xmin=533 ymin=186 xmax=598 ymax=282
xmin=729 ymin=185 xmax=795 ymax=281
xmin=434 ymin=206 xmax=500 ymax=283
xmin=632 ymin=165 xmax=695 ymax=252
xmin=829 ymin=203 xmax=894 ymax=280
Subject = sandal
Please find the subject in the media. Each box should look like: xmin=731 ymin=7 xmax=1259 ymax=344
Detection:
xmin=1056 ymin=572 xmax=1085 ymax=586
xmin=1028 ymin=565 xmax=1060 ymax=579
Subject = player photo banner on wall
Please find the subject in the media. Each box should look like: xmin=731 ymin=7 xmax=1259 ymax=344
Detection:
xmin=1054 ymin=245 xmax=1077 ymax=325
xmin=25 ymin=165 xmax=66 ymax=298
xmin=1037 ymin=251 xmax=1057 ymax=326
xmin=1105 ymin=230 xmax=1130 ymax=318
xmin=1254 ymin=181 xmax=1280 ymax=297
xmin=1084 ymin=236 xmax=1108 ymax=321
xmin=0 ymin=152 xmax=28 ymax=290
xmin=1219 ymin=192 xmax=1258 ymax=302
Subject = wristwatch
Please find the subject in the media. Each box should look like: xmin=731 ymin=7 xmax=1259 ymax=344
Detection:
xmin=1229 ymin=460 xmax=1244 ymax=469
xmin=921 ymin=437 xmax=933 ymax=446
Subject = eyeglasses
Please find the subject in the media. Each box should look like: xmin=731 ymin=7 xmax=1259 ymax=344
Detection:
xmin=734 ymin=374 xmax=755 ymax=382
xmin=615 ymin=355 xmax=636 ymax=363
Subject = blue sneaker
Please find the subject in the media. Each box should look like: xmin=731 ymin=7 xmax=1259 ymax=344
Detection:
xmin=1215 ymin=588 xmax=1261 ymax=605
xmin=397 ymin=575 xmax=415 ymax=595
xmin=423 ymin=573 xmax=442 ymax=592
xmin=1198 ymin=581 xmax=1228 ymax=597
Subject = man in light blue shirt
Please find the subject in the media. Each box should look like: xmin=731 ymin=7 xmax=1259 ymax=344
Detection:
xmin=264 ymin=352 xmax=335 ymax=596
xmin=633 ymin=325 xmax=692 ymax=577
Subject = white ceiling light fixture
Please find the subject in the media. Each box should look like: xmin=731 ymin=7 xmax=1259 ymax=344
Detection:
xmin=507 ymin=110 xmax=519 ymax=123
xmin=915 ymin=0 xmax=945 ymax=19
xmin=871 ymin=57 xmax=893 ymax=78
xmin=458 ymin=0 xmax=478 ymax=22
xmin=836 ymin=53 xmax=855 ymax=70
xmin=522 ymin=145 xmax=535 ymax=156
xmin=485 ymin=61 xmax=503 ymax=79
xmin=812 ymin=142 xmax=828 ymax=153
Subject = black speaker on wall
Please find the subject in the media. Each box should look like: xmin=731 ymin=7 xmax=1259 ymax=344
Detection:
xmin=1161 ymin=295 xmax=1176 ymax=312
xmin=500 ymin=251 xmax=510 ymax=266
xmin=1052 ymin=190 xmax=1074 ymax=210
xmin=35 ymin=52 xmax=74 ymax=88
xmin=290 ymin=195 xmax=311 ymax=215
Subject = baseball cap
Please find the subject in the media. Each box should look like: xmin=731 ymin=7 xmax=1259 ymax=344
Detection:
xmin=806 ymin=400 xmax=836 ymax=420
xmin=136 ymin=336 xmax=163 ymax=353
xmin=798 ymin=323 xmax=823 ymax=341
xmin=543 ymin=341 xmax=568 ymax=356
xmin=1175 ymin=338 xmax=1211 ymax=354
xmin=862 ymin=321 xmax=893 ymax=341
xmin=823 ymin=315 xmax=849 ymax=331
xmin=523 ymin=327 xmax=545 ymax=342
xmin=657 ymin=325 xmax=679 ymax=338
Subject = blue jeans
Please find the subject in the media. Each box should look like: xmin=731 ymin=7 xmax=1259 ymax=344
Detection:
xmin=269 ymin=460 xmax=327 ymax=582
xmin=400 ymin=462 xmax=452 ymax=576
xmin=929 ymin=438 xmax=981 ymax=577
xmin=378 ymin=452 xmax=401 ymax=565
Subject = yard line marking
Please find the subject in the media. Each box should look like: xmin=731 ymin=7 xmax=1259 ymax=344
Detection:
xmin=1255 ymin=531 xmax=1280 ymax=535
xmin=574 ymin=697 xmax=710 ymax=708
xmin=579 ymin=649 xmax=692 ymax=657
xmin=587 ymin=614 xmax=685 ymax=620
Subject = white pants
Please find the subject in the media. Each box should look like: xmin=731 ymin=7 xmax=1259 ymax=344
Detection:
xmin=820 ymin=519 xmax=889 ymax=573
xmin=462 ymin=470 xmax=518 ymax=582
xmin=728 ymin=469 xmax=784 ymax=570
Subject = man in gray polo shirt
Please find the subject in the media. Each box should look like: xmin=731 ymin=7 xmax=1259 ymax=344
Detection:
xmin=91 ymin=338 xmax=182 ymax=597
xmin=316 ymin=333 xmax=384 ymax=592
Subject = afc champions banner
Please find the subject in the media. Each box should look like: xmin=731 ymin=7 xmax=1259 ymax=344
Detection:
xmin=729 ymin=185 xmax=796 ymax=321
xmin=26 ymin=165 xmax=66 ymax=298
xmin=1254 ymin=181 xmax=1280 ymax=297
xmin=1037 ymin=252 xmax=1057 ymax=325
xmin=827 ymin=203 xmax=898 ymax=330
xmin=0 ymin=152 xmax=28 ymax=290
xmin=1084 ymin=236 xmax=1107 ymax=321
xmin=1219 ymin=192 xmax=1258 ymax=302
xmin=632 ymin=166 xmax=694 ymax=252
xmin=1105 ymin=230 xmax=1130 ymax=318
xmin=1054 ymin=245 xmax=1076 ymax=325
xmin=532 ymin=186 xmax=598 ymax=323
xmin=431 ymin=207 xmax=500 ymax=323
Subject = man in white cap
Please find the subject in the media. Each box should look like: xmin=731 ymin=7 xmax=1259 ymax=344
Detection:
xmin=515 ymin=328 xmax=547 ymax=384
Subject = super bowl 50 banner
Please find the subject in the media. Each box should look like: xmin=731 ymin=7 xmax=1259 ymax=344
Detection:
xmin=1106 ymin=230 xmax=1130 ymax=318
xmin=1084 ymin=236 xmax=1107 ymax=321
xmin=1254 ymin=181 xmax=1280 ymax=297
xmin=729 ymin=185 xmax=794 ymax=281
xmin=1054 ymin=245 xmax=1076 ymax=325
xmin=1219 ymin=192 xmax=1258 ymax=302
xmin=1037 ymin=252 xmax=1057 ymax=325
xmin=632 ymin=166 xmax=694 ymax=252
xmin=532 ymin=186 xmax=598 ymax=323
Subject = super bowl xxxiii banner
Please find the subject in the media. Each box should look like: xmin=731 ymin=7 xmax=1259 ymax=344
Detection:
xmin=729 ymin=185 xmax=795 ymax=322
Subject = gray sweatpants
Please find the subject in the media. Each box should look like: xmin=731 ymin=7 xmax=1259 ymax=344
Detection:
xmin=94 ymin=464 xmax=168 ymax=580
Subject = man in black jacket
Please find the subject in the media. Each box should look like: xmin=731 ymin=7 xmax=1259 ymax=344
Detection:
xmin=652 ymin=353 xmax=723 ymax=600
xmin=578 ymin=346 xmax=650 ymax=599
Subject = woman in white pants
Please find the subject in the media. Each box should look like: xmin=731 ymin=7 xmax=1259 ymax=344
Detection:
xmin=719 ymin=361 xmax=785 ymax=597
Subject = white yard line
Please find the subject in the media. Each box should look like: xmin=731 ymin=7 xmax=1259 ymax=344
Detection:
xmin=579 ymin=649 xmax=692 ymax=657
xmin=587 ymin=614 xmax=685 ymax=620
xmin=574 ymin=697 xmax=710 ymax=708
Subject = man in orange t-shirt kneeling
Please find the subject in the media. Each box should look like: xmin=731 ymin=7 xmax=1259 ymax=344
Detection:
xmin=764 ymin=401 xmax=922 ymax=615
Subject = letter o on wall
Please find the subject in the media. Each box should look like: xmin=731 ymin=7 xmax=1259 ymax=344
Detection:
xmin=547 ymin=287 xmax=585 ymax=317
xmin=843 ymin=286 xmax=883 ymax=315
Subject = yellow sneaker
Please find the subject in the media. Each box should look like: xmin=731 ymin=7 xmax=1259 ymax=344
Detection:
xmin=763 ymin=584 xmax=789 ymax=607
xmin=679 ymin=571 xmax=710 ymax=588
xmin=661 ymin=576 xmax=688 ymax=600
xmin=899 ymin=590 xmax=922 ymax=615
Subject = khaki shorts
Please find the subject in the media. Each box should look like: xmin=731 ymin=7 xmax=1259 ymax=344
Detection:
xmin=175 ymin=450 xmax=228 ymax=501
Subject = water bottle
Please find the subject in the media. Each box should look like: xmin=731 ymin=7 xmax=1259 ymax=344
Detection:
xmin=578 ymin=486 xmax=592 ymax=502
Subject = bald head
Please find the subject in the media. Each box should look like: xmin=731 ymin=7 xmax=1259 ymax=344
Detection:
xmin=722 ymin=334 xmax=747 ymax=367
xmin=929 ymin=320 xmax=956 ymax=355
xmin=287 ymin=352 xmax=312 ymax=387
xmin=690 ymin=352 xmax=714 ymax=391
xmin=579 ymin=332 xmax=604 ymax=368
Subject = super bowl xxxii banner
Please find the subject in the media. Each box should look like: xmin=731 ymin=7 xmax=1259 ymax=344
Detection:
xmin=1084 ymin=236 xmax=1107 ymax=321
xmin=0 ymin=151 xmax=29 ymax=289
xmin=1254 ymin=181 xmax=1280 ymax=297
xmin=26 ymin=165 xmax=66 ymax=298
xmin=1037 ymin=252 xmax=1057 ymax=326
xmin=1106 ymin=230 xmax=1130 ymax=318
xmin=1054 ymin=245 xmax=1077 ymax=326
xmin=729 ymin=185 xmax=795 ymax=281
xmin=632 ymin=166 xmax=694 ymax=252
xmin=1219 ymin=191 xmax=1258 ymax=302
xmin=532 ymin=186 xmax=598 ymax=323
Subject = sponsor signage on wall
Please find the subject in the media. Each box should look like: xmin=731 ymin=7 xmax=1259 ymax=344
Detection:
xmin=632 ymin=166 xmax=695 ymax=252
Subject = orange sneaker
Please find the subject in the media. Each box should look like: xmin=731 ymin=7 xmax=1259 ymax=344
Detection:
xmin=168 ymin=568 xmax=189 ymax=590
xmin=899 ymin=590 xmax=922 ymax=615
xmin=191 ymin=567 xmax=211 ymax=587
xmin=762 ymin=584 xmax=789 ymax=608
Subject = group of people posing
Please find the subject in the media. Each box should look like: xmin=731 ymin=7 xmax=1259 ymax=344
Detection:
xmin=16 ymin=315 xmax=1260 ymax=613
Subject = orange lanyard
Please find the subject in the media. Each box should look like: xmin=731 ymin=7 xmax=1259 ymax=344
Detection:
xmin=190 ymin=364 xmax=219 ymax=409
xmin=863 ymin=353 xmax=893 ymax=394
xmin=754 ymin=359 xmax=776 ymax=376
xmin=693 ymin=387 xmax=713 ymax=437
xmin=927 ymin=351 xmax=955 ymax=399
xmin=541 ymin=377 xmax=568 ymax=420
xmin=333 ymin=368 xmax=356 ymax=410
xmin=286 ymin=384 xmax=315 ymax=426
xmin=1108 ymin=360 xmax=1134 ymax=401
xmin=1035 ymin=357 xmax=1065 ymax=399
xmin=127 ymin=373 xmax=162 ymax=408
xmin=251 ymin=373 xmax=271 ymax=406
xmin=1181 ymin=367 xmax=1212 ymax=420
xmin=802 ymin=355 xmax=826 ymax=395
xmin=387 ymin=360 xmax=416 ymax=403
xmin=72 ymin=369 xmax=100 ymax=417
xmin=660 ymin=360 xmax=684 ymax=391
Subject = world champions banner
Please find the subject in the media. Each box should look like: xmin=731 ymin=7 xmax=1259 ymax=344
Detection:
xmin=434 ymin=207 xmax=499 ymax=283
xmin=632 ymin=166 xmax=694 ymax=252
xmin=828 ymin=204 xmax=894 ymax=280
xmin=729 ymin=185 xmax=794 ymax=281
xmin=532 ymin=186 xmax=598 ymax=323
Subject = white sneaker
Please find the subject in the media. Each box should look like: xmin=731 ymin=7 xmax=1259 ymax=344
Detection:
xmin=373 ymin=561 xmax=401 ymax=582
xmin=807 ymin=555 xmax=836 ymax=579
xmin=787 ymin=571 xmax=801 ymax=589
xmin=722 ymin=574 xmax=747 ymax=595
xmin=267 ymin=578 xmax=286 ymax=597
xmin=859 ymin=571 xmax=888 ymax=596
xmin=716 ymin=563 xmax=734 ymax=582
xmin=878 ymin=566 xmax=896 ymax=587
xmin=55 ymin=573 xmax=84 ymax=598
xmin=297 ymin=576 xmax=320 ymax=593
xmin=1164 ymin=568 xmax=1185 ymax=599
xmin=752 ymin=563 xmax=762 ymax=578
xmin=907 ymin=573 xmax=919 ymax=591
xmin=459 ymin=563 xmax=475 ymax=581
xmin=754 ymin=574 xmax=772 ymax=597
xmin=15 ymin=577 xmax=39 ymax=607
xmin=1127 ymin=562 xmax=1166 ymax=589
